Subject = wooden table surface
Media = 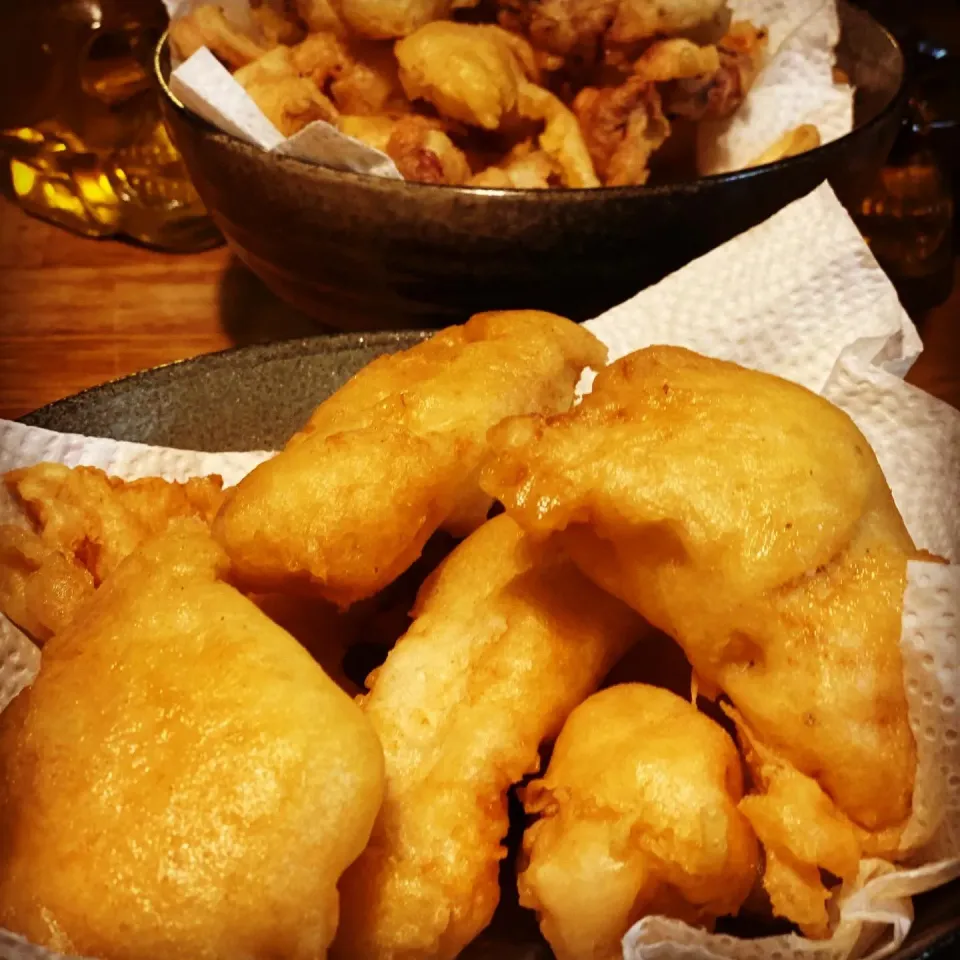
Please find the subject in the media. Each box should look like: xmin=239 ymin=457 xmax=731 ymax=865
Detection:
xmin=1 ymin=196 xmax=958 ymax=421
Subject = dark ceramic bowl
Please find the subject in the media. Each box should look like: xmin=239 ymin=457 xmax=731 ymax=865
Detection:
xmin=20 ymin=335 xmax=960 ymax=960
xmin=156 ymin=1 xmax=905 ymax=330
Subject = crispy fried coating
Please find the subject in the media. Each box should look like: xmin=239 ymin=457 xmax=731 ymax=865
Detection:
xmin=250 ymin=0 xmax=307 ymax=45
xmin=235 ymin=45 xmax=340 ymax=134
xmin=663 ymin=22 xmax=768 ymax=121
xmin=0 ymin=526 xmax=93 ymax=644
xmin=338 ymin=0 xmax=455 ymax=38
xmin=519 ymin=685 xmax=759 ymax=960
xmin=501 ymin=0 xmax=731 ymax=60
xmin=573 ymin=75 xmax=669 ymax=184
xmin=396 ymin=22 xmax=536 ymax=130
xmin=0 ymin=522 xmax=384 ymax=960
xmin=737 ymin=723 xmax=861 ymax=938
xmin=482 ymin=346 xmax=919 ymax=840
xmin=333 ymin=515 xmax=643 ymax=960
xmin=6 ymin=463 xmax=224 ymax=586
xmin=214 ymin=312 xmax=606 ymax=608
xmin=295 ymin=0 xmax=348 ymax=34
xmin=748 ymin=123 xmax=821 ymax=168
xmin=469 ymin=140 xmax=560 ymax=188
xmin=169 ymin=5 xmax=267 ymax=68
xmin=340 ymin=114 xmax=472 ymax=183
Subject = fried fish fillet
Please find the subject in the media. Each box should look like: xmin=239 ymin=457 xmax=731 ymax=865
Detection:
xmin=0 ymin=464 xmax=224 ymax=642
xmin=214 ymin=311 xmax=606 ymax=608
xmin=482 ymin=346 xmax=919 ymax=925
xmin=519 ymin=684 xmax=759 ymax=960
xmin=333 ymin=514 xmax=644 ymax=960
xmin=0 ymin=522 xmax=384 ymax=960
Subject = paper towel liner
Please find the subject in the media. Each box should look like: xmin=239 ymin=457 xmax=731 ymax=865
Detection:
xmin=161 ymin=0 xmax=852 ymax=182
xmin=0 ymin=183 xmax=957 ymax=960
xmin=699 ymin=0 xmax=855 ymax=175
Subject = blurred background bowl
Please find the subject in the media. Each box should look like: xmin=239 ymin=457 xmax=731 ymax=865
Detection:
xmin=156 ymin=1 xmax=905 ymax=331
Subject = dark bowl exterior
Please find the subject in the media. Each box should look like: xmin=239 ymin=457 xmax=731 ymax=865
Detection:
xmin=157 ymin=2 xmax=905 ymax=331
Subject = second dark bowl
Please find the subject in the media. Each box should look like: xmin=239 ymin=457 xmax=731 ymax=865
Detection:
xmin=157 ymin=2 xmax=905 ymax=330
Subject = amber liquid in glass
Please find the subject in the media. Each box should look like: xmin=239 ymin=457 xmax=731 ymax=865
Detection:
xmin=0 ymin=0 xmax=220 ymax=251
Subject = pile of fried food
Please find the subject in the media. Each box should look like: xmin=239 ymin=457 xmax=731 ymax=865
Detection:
xmin=167 ymin=0 xmax=810 ymax=188
xmin=0 ymin=311 xmax=924 ymax=960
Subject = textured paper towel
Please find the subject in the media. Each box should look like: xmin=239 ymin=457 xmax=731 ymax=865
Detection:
xmin=0 ymin=183 xmax=957 ymax=960
xmin=699 ymin=0 xmax=854 ymax=175
xmin=162 ymin=0 xmax=847 ymax=182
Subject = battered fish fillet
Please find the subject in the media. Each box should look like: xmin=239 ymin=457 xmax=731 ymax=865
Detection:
xmin=333 ymin=514 xmax=644 ymax=960
xmin=0 ymin=522 xmax=384 ymax=960
xmin=482 ymin=346 xmax=919 ymax=840
xmin=214 ymin=311 xmax=606 ymax=607
xmin=519 ymin=684 xmax=759 ymax=960
xmin=0 ymin=464 xmax=224 ymax=641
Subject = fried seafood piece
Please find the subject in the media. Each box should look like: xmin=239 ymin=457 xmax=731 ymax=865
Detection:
xmin=499 ymin=0 xmax=731 ymax=61
xmin=0 ymin=526 xmax=93 ymax=644
xmin=169 ymin=5 xmax=267 ymax=68
xmin=468 ymin=140 xmax=560 ymax=188
xmin=338 ymin=114 xmax=472 ymax=183
xmin=573 ymin=76 xmax=669 ymax=185
xmin=748 ymin=124 xmax=821 ymax=168
xmin=397 ymin=22 xmax=599 ymax=185
xmin=214 ymin=311 xmax=606 ymax=608
xmin=234 ymin=45 xmax=339 ymax=134
xmin=295 ymin=0 xmax=348 ymax=34
xmin=0 ymin=522 xmax=384 ymax=960
xmin=250 ymin=0 xmax=307 ymax=45
xmin=0 ymin=463 xmax=223 ymax=641
xmin=728 ymin=710 xmax=862 ymax=938
xmin=482 ymin=346 xmax=919 ymax=838
xmin=662 ymin=22 xmax=768 ymax=121
xmin=519 ymin=685 xmax=759 ymax=960
xmin=333 ymin=515 xmax=644 ymax=960
xmin=6 ymin=463 xmax=224 ymax=586
xmin=396 ymin=22 xmax=538 ymax=130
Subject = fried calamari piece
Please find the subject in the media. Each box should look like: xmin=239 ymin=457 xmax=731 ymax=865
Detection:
xmin=574 ymin=76 xmax=669 ymax=184
xmin=295 ymin=0 xmax=348 ymax=33
xmin=729 ymin=710 xmax=862 ymax=939
xmin=633 ymin=36 xmax=719 ymax=82
xmin=6 ymin=463 xmax=224 ymax=586
xmin=331 ymin=40 xmax=406 ymax=114
xmin=234 ymin=46 xmax=339 ymax=134
xmin=250 ymin=0 xmax=307 ymax=45
xmin=397 ymin=22 xmax=537 ymax=130
xmin=337 ymin=0 xmax=455 ymax=38
xmin=482 ymin=346 xmax=919 ymax=838
xmin=519 ymin=82 xmax=601 ymax=186
xmin=469 ymin=140 xmax=560 ymax=188
xmin=0 ymin=526 xmax=93 ymax=644
xmin=663 ymin=22 xmax=768 ymax=121
xmin=520 ymin=685 xmax=759 ymax=960
xmin=500 ymin=0 xmax=731 ymax=61
xmin=340 ymin=113 xmax=471 ymax=182
xmin=333 ymin=515 xmax=643 ymax=960
xmin=169 ymin=5 xmax=267 ymax=68
xmin=0 ymin=522 xmax=384 ymax=960
xmin=214 ymin=311 xmax=606 ymax=608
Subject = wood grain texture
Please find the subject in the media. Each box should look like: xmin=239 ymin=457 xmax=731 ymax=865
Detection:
xmin=0 ymin=196 xmax=958 ymax=421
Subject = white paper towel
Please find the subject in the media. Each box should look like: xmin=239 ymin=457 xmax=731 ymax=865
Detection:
xmin=0 ymin=183 xmax=956 ymax=960
xmin=699 ymin=0 xmax=855 ymax=174
xmin=161 ymin=0 xmax=850 ymax=182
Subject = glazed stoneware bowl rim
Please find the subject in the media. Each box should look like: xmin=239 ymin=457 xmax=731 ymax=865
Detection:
xmin=153 ymin=0 xmax=906 ymax=201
